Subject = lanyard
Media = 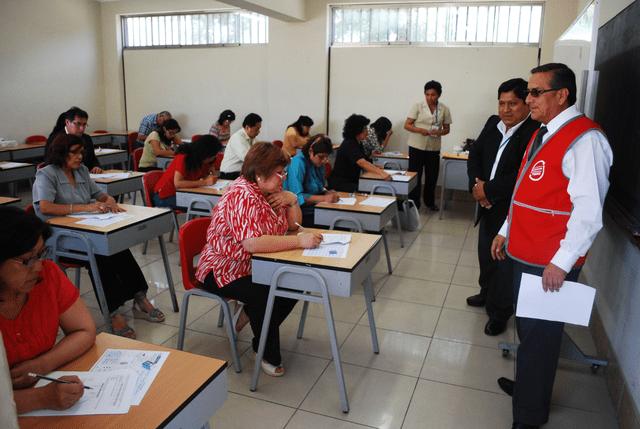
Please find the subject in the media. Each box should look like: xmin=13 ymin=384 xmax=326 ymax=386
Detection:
xmin=499 ymin=136 xmax=511 ymax=150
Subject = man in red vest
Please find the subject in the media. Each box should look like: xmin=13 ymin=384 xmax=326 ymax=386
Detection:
xmin=491 ymin=63 xmax=613 ymax=429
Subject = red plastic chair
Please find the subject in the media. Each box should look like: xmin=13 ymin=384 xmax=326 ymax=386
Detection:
xmin=176 ymin=218 xmax=241 ymax=372
xmin=128 ymin=148 xmax=144 ymax=172
xmin=93 ymin=130 xmax=109 ymax=134
xmin=26 ymin=204 xmax=82 ymax=288
xmin=191 ymin=134 xmax=202 ymax=142
xmin=26 ymin=135 xmax=47 ymax=145
xmin=213 ymin=152 xmax=224 ymax=173
xmin=37 ymin=162 xmax=45 ymax=170
xmin=128 ymin=131 xmax=139 ymax=154
xmin=272 ymin=140 xmax=283 ymax=148
xmin=142 ymin=171 xmax=183 ymax=248
xmin=324 ymin=162 xmax=332 ymax=180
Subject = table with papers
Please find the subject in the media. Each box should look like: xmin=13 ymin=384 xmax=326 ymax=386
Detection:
xmin=90 ymin=170 xmax=145 ymax=205
xmin=371 ymin=151 xmax=409 ymax=170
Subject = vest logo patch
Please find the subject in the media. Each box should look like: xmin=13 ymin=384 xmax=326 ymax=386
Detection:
xmin=529 ymin=160 xmax=545 ymax=181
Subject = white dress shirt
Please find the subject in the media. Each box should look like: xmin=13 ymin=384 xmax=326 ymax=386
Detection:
xmin=219 ymin=128 xmax=257 ymax=173
xmin=489 ymin=116 xmax=528 ymax=180
xmin=499 ymin=104 xmax=613 ymax=272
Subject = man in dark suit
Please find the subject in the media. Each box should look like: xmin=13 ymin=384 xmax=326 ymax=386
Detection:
xmin=466 ymin=78 xmax=539 ymax=336
xmin=45 ymin=107 xmax=102 ymax=173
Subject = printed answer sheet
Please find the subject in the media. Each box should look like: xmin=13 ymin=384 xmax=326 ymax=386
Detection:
xmin=19 ymin=370 xmax=136 ymax=417
xmin=302 ymin=234 xmax=351 ymax=258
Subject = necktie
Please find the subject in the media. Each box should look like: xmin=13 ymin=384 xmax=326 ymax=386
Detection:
xmin=528 ymin=126 xmax=547 ymax=161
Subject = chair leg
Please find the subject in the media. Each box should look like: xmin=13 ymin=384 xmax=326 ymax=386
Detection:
xmin=169 ymin=211 xmax=180 ymax=243
xmin=250 ymin=289 xmax=278 ymax=392
xmin=142 ymin=240 xmax=148 ymax=254
xmin=363 ymin=275 xmax=380 ymax=354
xmin=297 ymin=298 xmax=310 ymax=339
xmin=74 ymin=267 xmax=81 ymax=289
xmin=321 ymin=288 xmax=349 ymax=413
xmin=177 ymin=292 xmax=192 ymax=350
xmin=217 ymin=305 xmax=225 ymax=327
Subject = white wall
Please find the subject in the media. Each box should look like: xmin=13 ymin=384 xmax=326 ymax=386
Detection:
xmin=0 ymin=0 xmax=106 ymax=142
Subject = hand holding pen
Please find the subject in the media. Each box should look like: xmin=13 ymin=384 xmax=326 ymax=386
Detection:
xmin=295 ymin=222 xmax=323 ymax=248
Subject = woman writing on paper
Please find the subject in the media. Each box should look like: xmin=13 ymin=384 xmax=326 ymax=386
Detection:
xmin=209 ymin=109 xmax=235 ymax=149
xmin=0 ymin=206 xmax=96 ymax=414
xmin=138 ymin=118 xmax=183 ymax=172
xmin=33 ymin=134 xmax=164 ymax=339
xmin=362 ymin=117 xmax=393 ymax=159
xmin=153 ymin=135 xmax=222 ymax=208
xmin=196 ymin=142 xmax=322 ymax=377
xmin=283 ymin=134 xmax=338 ymax=226
xmin=328 ymin=114 xmax=391 ymax=192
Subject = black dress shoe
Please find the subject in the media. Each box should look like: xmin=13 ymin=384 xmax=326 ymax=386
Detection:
xmin=466 ymin=294 xmax=486 ymax=307
xmin=485 ymin=319 xmax=507 ymax=336
xmin=512 ymin=421 xmax=540 ymax=429
xmin=498 ymin=377 xmax=514 ymax=396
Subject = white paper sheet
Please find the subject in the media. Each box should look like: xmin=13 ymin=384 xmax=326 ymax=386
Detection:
xmin=19 ymin=370 xmax=136 ymax=417
xmin=391 ymin=175 xmax=411 ymax=182
xmin=382 ymin=169 xmax=403 ymax=175
xmin=380 ymin=151 xmax=403 ymax=156
xmin=302 ymin=234 xmax=351 ymax=258
xmin=72 ymin=213 xmax=134 ymax=227
xmin=90 ymin=349 xmax=170 ymax=406
xmin=360 ymin=197 xmax=395 ymax=207
xmin=95 ymin=148 xmax=119 ymax=154
xmin=0 ymin=162 xmax=28 ymax=168
xmin=515 ymin=273 xmax=596 ymax=326
xmin=202 ymin=180 xmax=231 ymax=190
xmin=90 ymin=173 xmax=132 ymax=179
xmin=333 ymin=197 xmax=357 ymax=205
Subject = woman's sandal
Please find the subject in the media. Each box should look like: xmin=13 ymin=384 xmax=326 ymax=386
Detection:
xmin=429 ymin=205 xmax=440 ymax=211
xmin=252 ymin=350 xmax=284 ymax=377
xmin=132 ymin=300 xmax=165 ymax=323
xmin=114 ymin=326 xmax=136 ymax=339
xmin=232 ymin=303 xmax=250 ymax=337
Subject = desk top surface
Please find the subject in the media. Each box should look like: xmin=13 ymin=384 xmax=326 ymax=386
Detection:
xmin=0 ymin=196 xmax=21 ymax=205
xmin=18 ymin=333 xmax=227 ymax=429
xmin=360 ymin=171 xmax=417 ymax=181
xmin=315 ymin=192 xmax=395 ymax=214
xmin=90 ymin=170 xmax=144 ymax=184
xmin=89 ymin=131 xmax=136 ymax=137
xmin=0 ymin=161 xmax=35 ymax=169
xmin=176 ymin=181 xmax=232 ymax=196
xmin=441 ymin=152 xmax=469 ymax=160
xmin=253 ymin=228 xmax=381 ymax=271
xmin=0 ymin=142 xmax=45 ymax=152
xmin=372 ymin=152 xmax=409 ymax=159
xmin=48 ymin=204 xmax=172 ymax=234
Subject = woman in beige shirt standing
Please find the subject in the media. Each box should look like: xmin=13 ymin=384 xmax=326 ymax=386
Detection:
xmin=282 ymin=116 xmax=314 ymax=157
xmin=404 ymin=81 xmax=452 ymax=211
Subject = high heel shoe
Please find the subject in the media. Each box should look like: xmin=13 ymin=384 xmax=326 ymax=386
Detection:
xmin=132 ymin=300 xmax=165 ymax=323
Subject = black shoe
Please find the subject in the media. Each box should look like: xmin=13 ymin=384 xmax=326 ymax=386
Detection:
xmin=512 ymin=422 xmax=540 ymax=429
xmin=498 ymin=377 xmax=514 ymax=396
xmin=484 ymin=319 xmax=507 ymax=336
xmin=466 ymin=294 xmax=486 ymax=307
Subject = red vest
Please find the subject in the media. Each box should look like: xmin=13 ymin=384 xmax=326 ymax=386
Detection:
xmin=506 ymin=115 xmax=603 ymax=267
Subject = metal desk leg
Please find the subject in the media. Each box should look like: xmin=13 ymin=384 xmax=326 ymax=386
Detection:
xmin=381 ymin=228 xmax=393 ymax=274
xmin=394 ymin=204 xmax=404 ymax=248
xmin=363 ymin=275 xmax=379 ymax=353
xmin=157 ymin=234 xmax=179 ymax=312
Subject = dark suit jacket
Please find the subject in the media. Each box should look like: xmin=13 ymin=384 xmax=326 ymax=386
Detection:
xmin=45 ymin=131 xmax=101 ymax=170
xmin=467 ymin=115 xmax=540 ymax=230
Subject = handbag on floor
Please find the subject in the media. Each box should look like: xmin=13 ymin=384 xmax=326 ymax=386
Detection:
xmin=392 ymin=199 xmax=420 ymax=231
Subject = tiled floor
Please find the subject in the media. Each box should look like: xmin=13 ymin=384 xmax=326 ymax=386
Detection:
xmin=12 ymin=186 xmax=619 ymax=429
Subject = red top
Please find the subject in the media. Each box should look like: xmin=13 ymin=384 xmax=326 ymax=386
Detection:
xmin=195 ymin=176 xmax=289 ymax=287
xmin=154 ymin=154 xmax=209 ymax=199
xmin=0 ymin=261 xmax=79 ymax=367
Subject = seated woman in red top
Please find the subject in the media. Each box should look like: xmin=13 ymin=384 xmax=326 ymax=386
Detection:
xmin=0 ymin=207 xmax=96 ymax=414
xmin=195 ymin=142 xmax=322 ymax=377
xmin=153 ymin=135 xmax=223 ymax=208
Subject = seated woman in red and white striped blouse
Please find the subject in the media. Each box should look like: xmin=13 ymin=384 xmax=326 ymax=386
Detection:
xmin=195 ymin=142 xmax=322 ymax=377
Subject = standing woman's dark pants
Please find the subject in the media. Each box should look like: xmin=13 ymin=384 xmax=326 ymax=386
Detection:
xmin=408 ymin=146 xmax=440 ymax=209
xmin=201 ymin=272 xmax=297 ymax=366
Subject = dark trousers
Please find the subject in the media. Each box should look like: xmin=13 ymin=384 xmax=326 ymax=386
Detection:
xmin=63 ymin=249 xmax=148 ymax=313
xmin=138 ymin=166 xmax=161 ymax=172
xmin=220 ymin=171 xmax=240 ymax=180
xmin=512 ymin=260 xmax=581 ymax=426
xmin=408 ymin=147 xmax=439 ymax=208
xmin=478 ymin=216 xmax=514 ymax=322
xmin=201 ymin=272 xmax=297 ymax=366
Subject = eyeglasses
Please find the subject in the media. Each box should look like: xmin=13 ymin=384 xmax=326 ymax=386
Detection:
xmin=70 ymin=149 xmax=86 ymax=156
xmin=524 ymin=88 xmax=561 ymax=97
xmin=275 ymin=171 xmax=288 ymax=180
xmin=71 ymin=121 xmax=88 ymax=128
xmin=11 ymin=247 xmax=49 ymax=269
xmin=166 ymin=130 xmax=177 ymax=137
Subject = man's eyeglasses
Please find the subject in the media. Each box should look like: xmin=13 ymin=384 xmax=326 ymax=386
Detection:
xmin=524 ymin=88 xmax=561 ymax=97
xmin=11 ymin=247 xmax=49 ymax=268
xmin=71 ymin=121 xmax=88 ymax=128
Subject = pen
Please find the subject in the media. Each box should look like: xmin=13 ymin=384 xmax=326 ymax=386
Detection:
xmin=295 ymin=222 xmax=313 ymax=234
xmin=29 ymin=373 xmax=93 ymax=390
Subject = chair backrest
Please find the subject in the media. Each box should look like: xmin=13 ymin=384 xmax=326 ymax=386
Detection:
xmin=133 ymin=148 xmax=144 ymax=172
xmin=179 ymin=217 xmax=211 ymax=291
xmin=324 ymin=162 xmax=332 ymax=180
xmin=25 ymin=204 xmax=35 ymax=215
xmin=128 ymin=131 xmax=139 ymax=153
xmin=142 ymin=170 xmax=164 ymax=208
xmin=213 ymin=152 xmax=224 ymax=172
xmin=26 ymin=135 xmax=47 ymax=145
xmin=191 ymin=134 xmax=202 ymax=142
xmin=93 ymin=130 xmax=109 ymax=134
xmin=272 ymin=140 xmax=283 ymax=148
xmin=37 ymin=162 xmax=45 ymax=170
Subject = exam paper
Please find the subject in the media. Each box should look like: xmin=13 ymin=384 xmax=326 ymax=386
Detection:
xmin=95 ymin=148 xmax=119 ymax=154
xmin=70 ymin=213 xmax=134 ymax=227
xmin=391 ymin=175 xmax=411 ymax=182
xmin=381 ymin=151 xmax=403 ymax=156
xmin=302 ymin=234 xmax=351 ymax=258
xmin=0 ymin=162 xmax=28 ymax=168
xmin=19 ymin=370 xmax=136 ymax=417
xmin=360 ymin=197 xmax=395 ymax=207
xmin=333 ymin=197 xmax=357 ymax=205
xmin=515 ymin=273 xmax=596 ymax=326
xmin=90 ymin=349 xmax=170 ymax=406
xmin=90 ymin=173 xmax=132 ymax=179
xmin=202 ymin=180 xmax=232 ymax=190
xmin=382 ymin=169 xmax=403 ymax=175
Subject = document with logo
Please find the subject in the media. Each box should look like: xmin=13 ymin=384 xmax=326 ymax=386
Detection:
xmin=516 ymin=273 xmax=596 ymax=326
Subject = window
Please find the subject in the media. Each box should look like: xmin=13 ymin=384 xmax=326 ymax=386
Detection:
xmin=331 ymin=3 xmax=543 ymax=46
xmin=123 ymin=11 xmax=268 ymax=48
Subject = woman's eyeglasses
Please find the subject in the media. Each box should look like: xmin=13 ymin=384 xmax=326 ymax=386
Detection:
xmin=11 ymin=247 xmax=49 ymax=268
xmin=275 ymin=171 xmax=288 ymax=180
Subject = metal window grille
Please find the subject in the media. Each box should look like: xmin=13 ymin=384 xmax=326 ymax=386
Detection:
xmin=123 ymin=11 xmax=268 ymax=48
xmin=332 ymin=3 xmax=543 ymax=46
